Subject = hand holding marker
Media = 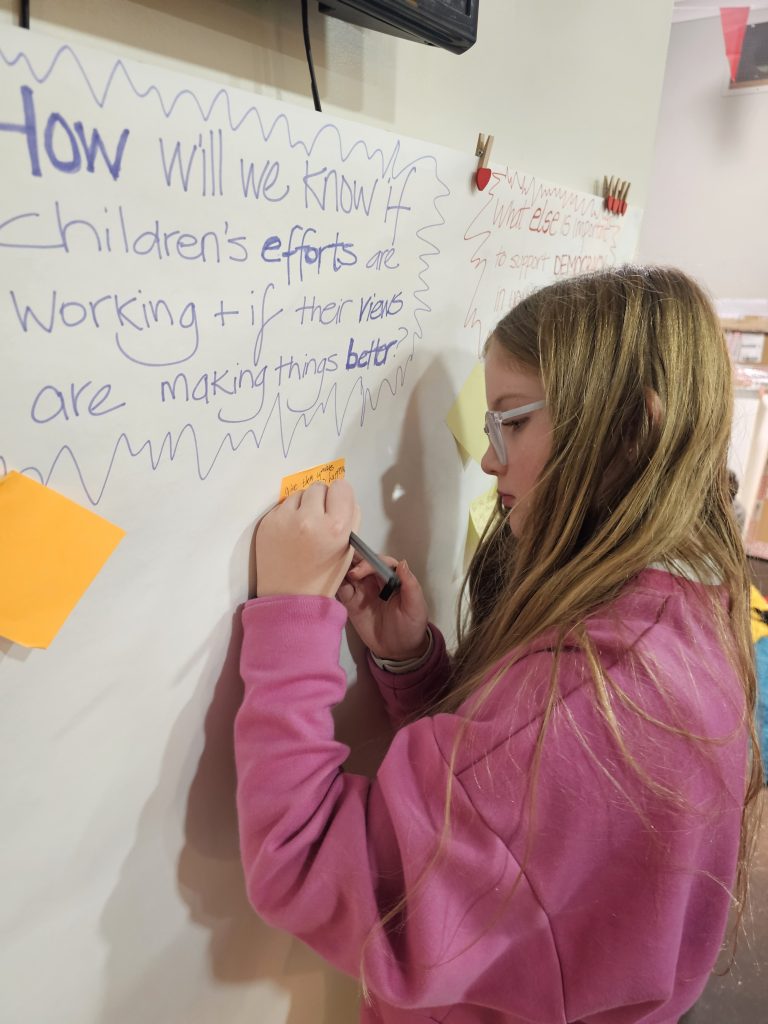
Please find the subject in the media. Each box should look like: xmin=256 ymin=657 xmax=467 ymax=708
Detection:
xmin=348 ymin=531 xmax=401 ymax=601
xmin=278 ymin=460 xmax=400 ymax=602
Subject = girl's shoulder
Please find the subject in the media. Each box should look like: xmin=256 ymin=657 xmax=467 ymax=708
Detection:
xmin=458 ymin=565 xmax=733 ymax=732
xmin=580 ymin=566 xmax=742 ymax=734
xmin=511 ymin=564 xmax=719 ymax=672
xmin=443 ymin=566 xmax=741 ymax=786
xmin=579 ymin=564 xmax=731 ymax=673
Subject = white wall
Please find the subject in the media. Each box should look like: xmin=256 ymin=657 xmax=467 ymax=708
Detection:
xmin=0 ymin=0 xmax=673 ymax=204
xmin=0 ymin=3 xmax=674 ymax=1024
xmin=639 ymin=15 xmax=768 ymax=298
xmin=638 ymin=14 xmax=768 ymax=520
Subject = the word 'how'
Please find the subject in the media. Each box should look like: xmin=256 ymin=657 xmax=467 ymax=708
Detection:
xmin=0 ymin=86 xmax=129 ymax=180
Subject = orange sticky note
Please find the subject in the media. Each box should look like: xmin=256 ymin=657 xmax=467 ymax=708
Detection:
xmin=0 ymin=472 xmax=125 ymax=648
xmin=279 ymin=458 xmax=346 ymax=502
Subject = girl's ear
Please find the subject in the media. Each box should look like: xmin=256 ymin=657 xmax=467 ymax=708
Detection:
xmin=638 ymin=387 xmax=664 ymax=457
xmin=644 ymin=388 xmax=663 ymax=431
xmin=623 ymin=389 xmax=663 ymax=464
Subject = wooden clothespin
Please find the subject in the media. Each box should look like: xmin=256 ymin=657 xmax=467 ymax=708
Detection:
xmin=606 ymin=177 xmax=618 ymax=212
xmin=602 ymin=176 xmax=632 ymax=216
xmin=618 ymin=180 xmax=631 ymax=216
xmin=475 ymin=133 xmax=494 ymax=191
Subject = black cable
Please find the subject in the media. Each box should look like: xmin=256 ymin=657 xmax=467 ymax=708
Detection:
xmin=21 ymin=0 xmax=30 ymax=29
xmin=301 ymin=0 xmax=322 ymax=112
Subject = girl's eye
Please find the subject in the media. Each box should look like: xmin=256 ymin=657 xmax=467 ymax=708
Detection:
xmin=504 ymin=417 xmax=528 ymax=432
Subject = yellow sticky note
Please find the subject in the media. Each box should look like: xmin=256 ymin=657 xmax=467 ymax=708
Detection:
xmin=279 ymin=458 xmax=346 ymax=501
xmin=0 ymin=472 xmax=125 ymax=648
xmin=464 ymin=516 xmax=481 ymax=573
xmin=464 ymin=485 xmax=499 ymax=568
xmin=445 ymin=362 xmax=487 ymax=464
xmin=469 ymin=484 xmax=499 ymax=537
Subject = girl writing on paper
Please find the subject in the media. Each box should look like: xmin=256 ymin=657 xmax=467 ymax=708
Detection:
xmin=235 ymin=266 xmax=763 ymax=1024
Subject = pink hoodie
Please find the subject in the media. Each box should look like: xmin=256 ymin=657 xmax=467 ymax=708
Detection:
xmin=235 ymin=568 xmax=747 ymax=1023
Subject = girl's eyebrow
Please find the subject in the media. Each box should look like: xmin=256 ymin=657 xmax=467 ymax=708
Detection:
xmin=491 ymin=394 xmax=534 ymax=410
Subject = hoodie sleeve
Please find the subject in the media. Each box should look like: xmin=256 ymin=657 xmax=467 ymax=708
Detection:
xmin=234 ymin=595 xmax=564 ymax=1022
xmin=366 ymin=624 xmax=453 ymax=729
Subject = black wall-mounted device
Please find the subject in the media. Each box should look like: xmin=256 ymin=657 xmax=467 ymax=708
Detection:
xmin=319 ymin=0 xmax=479 ymax=55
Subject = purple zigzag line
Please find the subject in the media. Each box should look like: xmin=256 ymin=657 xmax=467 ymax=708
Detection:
xmin=281 ymin=169 xmax=450 ymax=436
xmin=0 ymin=39 xmax=452 ymax=502
xmin=285 ymin=357 xmax=410 ymax=440
xmin=3 ymin=201 xmax=445 ymax=504
xmin=4 ymin=376 xmax=350 ymax=504
xmin=200 ymin=155 xmax=450 ymax=459
xmin=362 ymin=360 xmax=411 ymax=420
xmin=9 ymin=422 xmax=262 ymax=506
xmin=409 ymin=160 xmax=450 ymax=345
xmin=3 ymin=165 xmax=449 ymax=503
xmin=4 ymin=334 xmax=416 ymax=505
xmin=7 ymin=385 xmax=330 ymax=505
xmin=283 ymin=377 xmax=362 ymax=441
xmin=351 ymin=162 xmax=451 ymax=425
xmin=1 ymin=40 xmax=426 ymax=185
xmin=0 ymin=37 xmax=452 ymax=357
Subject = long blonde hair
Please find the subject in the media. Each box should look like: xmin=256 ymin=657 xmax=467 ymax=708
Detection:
xmin=361 ymin=266 xmax=763 ymax=993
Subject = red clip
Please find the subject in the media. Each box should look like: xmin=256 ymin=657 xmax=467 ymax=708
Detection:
xmin=602 ymin=176 xmax=631 ymax=216
xmin=475 ymin=133 xmax=494 ymax=191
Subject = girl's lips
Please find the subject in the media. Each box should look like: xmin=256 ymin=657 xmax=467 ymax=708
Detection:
xmin=499 ymin=493 xmax=516 ymax=508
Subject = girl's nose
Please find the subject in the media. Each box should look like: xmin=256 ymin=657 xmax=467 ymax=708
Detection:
xmin=481 ymin=442 xmax=502 ymax=476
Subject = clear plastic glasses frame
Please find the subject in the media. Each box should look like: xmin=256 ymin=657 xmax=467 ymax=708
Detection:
xmin=483 ymin=400 xmax=546 ymax=465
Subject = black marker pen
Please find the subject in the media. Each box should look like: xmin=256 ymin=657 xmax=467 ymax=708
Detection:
xmin=349 ymin=532 xmax=401 ymax=601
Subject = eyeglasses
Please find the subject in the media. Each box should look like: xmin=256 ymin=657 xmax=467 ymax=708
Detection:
xmin=484 ymin=400 xmax=546 ymax=465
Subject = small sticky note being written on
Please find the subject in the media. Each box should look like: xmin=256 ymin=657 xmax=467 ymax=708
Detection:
xmin=279 ymin=458 xmax=346 ymax=502
xmin=445 ymin=362 xmax=487 ymax=464
xmin=0 ymin=472 xmax=125 ymax=649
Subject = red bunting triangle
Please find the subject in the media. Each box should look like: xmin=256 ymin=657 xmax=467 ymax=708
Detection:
xmin=720 ymin=7 xmax=750 ymax=81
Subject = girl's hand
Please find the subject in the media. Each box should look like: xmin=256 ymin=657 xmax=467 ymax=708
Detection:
xmin=336 ymin=555 xmax=429 ymax=661
xmin=255 ymin=480 xmax=361 ymax=598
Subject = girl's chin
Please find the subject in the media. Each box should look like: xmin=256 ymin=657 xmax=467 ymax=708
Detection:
xmin=495 ymin=494 xmax=521 ymax=536
xmin=503 ymin=503 xmax=524 ymax=538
